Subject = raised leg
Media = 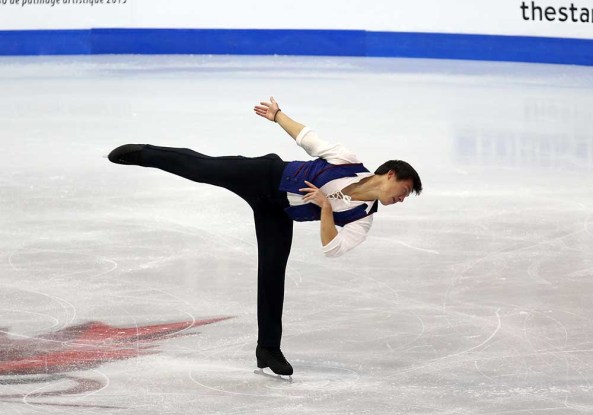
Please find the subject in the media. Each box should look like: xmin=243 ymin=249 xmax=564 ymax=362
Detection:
xmin=109 ymin=144 xmax=286 ymax=207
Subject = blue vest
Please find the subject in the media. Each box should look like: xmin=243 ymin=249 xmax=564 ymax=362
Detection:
xmin=278 ymin=158 xmax=379 ymax=227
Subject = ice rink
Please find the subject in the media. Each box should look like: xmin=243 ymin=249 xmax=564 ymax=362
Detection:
xmin=1 ymin=55 xmax=593 ymax=414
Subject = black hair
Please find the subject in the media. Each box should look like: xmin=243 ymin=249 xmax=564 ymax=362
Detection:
xmin=374 ymin=160 xmax=422 ymax=195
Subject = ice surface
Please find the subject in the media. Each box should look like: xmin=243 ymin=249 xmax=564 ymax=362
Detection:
xmin=0 ymin=55 xmax=592 ymax=414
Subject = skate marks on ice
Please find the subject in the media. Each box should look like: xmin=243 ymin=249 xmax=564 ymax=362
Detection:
xmin=0 ymin=318 xmax=231 ymax=409
xmin=264 ymin=362 xmax=360 ymax=392
xmin=253 ymin=368 xmax=293 ymax=383
xmin=190 ymin=361 xmax=360 ymax=398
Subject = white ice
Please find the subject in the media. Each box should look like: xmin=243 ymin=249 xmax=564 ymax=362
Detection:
xmin=0 ymin=55 xmax=593 ymax=414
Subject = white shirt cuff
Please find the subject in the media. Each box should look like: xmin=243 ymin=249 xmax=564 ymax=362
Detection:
xmin=321 ymin=234 xmax=343 ymax=258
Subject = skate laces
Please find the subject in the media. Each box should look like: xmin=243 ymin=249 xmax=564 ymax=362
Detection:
xmin=327 ymin=190 xmax=352 ymax=205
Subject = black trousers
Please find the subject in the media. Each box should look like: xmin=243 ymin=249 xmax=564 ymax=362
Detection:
xmin=140 ymin=145 xmax=292 ymax=348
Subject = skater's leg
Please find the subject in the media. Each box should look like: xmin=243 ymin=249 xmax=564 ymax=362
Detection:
xmin=109 ymin=144 xmax=286 ymax=204
xmin=142 ymin=146 xmax=252 ymax=190
xmin=253 ymin=206 xmax=294 ymax=375
xmin=254 ymin=207 xmax=293 ymax=349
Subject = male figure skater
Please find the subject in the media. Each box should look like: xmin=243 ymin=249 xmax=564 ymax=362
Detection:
xmin=108 ymin=97 xmax=422 ymax=377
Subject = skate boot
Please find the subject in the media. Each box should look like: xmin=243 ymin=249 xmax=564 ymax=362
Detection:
xmin=108 ymin=144 xmax=146 ymax=166
xmin=255 ymin=345 xmax=293 ymax=377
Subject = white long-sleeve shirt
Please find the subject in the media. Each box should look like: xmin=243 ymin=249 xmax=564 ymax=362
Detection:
xmin=286 ymin=127 xmax=375 ymax=258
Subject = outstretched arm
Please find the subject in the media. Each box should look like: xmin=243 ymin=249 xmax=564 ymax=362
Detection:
xmin=254 ymin=96 xmax=305 ymax=141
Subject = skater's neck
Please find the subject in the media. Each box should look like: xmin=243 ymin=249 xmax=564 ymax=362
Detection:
xmin=343 ymin=175 xmax=381 ymax=201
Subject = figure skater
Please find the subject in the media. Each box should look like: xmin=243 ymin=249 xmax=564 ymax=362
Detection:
xmin=107 ymin=97 xmax=422 ymax=377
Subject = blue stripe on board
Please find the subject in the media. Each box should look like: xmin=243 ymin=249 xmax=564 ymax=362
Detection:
xmin=366 ymin=31 xmax=593 ymax=66
xmin=91 ymin=29 xmax=366 ymax=56
xmin=0 ymin=28 xmax=592 ymax=66
xmin=0 ymin=29 xmax=91 ymax=55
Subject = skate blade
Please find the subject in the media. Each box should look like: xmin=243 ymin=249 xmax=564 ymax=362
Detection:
xmin=253 ymin=368 xmax=293 ymax=383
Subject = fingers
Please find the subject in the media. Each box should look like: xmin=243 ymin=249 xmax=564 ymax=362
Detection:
xmin=300 ymin=181 xmax=321 ymax=203
xmin=254 ymin=102 xmax=273 ymax=119
xmin=254 ymin=102 xmax=271 ymax=114
xmin=254 ymin=102 xmax=273 ymax=118
xmin=302 ymin=193 xmax=316 ymax=202
xmin=299 ymin=184 xmax=317 ymax=192
xmin=253 ymin=108 xmax=267 ymax=118
xmin=302 ymin=192 xmax=322 ymax=206
xmin=255 ymin=97 xmax=277 ymax=111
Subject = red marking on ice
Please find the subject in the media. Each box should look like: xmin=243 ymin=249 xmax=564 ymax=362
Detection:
xmin=0 ymin=317 xmax=231 ymax=376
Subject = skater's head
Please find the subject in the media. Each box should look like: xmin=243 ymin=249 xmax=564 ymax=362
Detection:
xmin=374 ymin=160 xmax=422 ymax=206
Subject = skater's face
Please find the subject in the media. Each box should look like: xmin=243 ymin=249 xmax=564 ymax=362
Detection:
xmin=379 ymin=171 xmax=413 ymax=206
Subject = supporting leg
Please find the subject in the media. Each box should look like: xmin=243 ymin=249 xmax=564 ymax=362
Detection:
xmin=253 ymin=207 xmax=293 ymax=349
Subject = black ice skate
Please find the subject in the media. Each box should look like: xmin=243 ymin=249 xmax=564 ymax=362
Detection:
xmin=255 ymin=345 xmax=293 ymax=381
xmin=108 ymin=144 xmax=146 ymax=166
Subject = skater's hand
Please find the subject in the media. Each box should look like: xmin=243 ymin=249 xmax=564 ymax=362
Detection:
xmin=299 ymin=181 xmax=330 ymax=208
xmin=254 ymin=96 xmax=281 ymax=122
